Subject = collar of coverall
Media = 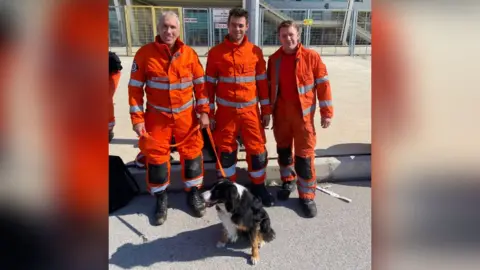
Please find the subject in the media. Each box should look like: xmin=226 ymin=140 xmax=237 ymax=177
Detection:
xmin=154 ymin=35 xmax=184 ymax=56
xmin=223 ymin=34 xmax=249 ymax=49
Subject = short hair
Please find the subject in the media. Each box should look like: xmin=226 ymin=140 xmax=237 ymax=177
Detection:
xmin=277 ymin=20 xmax=302 ymax=36
xmin=158 ymin=11 xmax=180 ymax=28
xmin=228 ymin=7 xmax=249 ymax=24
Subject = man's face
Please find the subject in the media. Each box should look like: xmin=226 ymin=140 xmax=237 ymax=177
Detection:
xmin=279 ymin=26 xmax=300 ymax=52
xmin=228 ymin=16 xmax=248 ymax=42
xmin=159 ymin=15 xmax=179 ymax=46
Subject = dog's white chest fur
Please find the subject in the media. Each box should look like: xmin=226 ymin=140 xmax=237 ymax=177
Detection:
xmin=216 ymin=203 xmax=238 ymax=244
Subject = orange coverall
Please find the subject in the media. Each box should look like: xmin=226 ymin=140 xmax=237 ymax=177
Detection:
xmin=129 ymin=36 xmax=209 ymax=194
xmin=267 ymin=44 xmax=333 ymax=199
xmin=109 ymin=71 xmax=120 ymax=131
xmin=206 ymin=35 xmax=271 ymax=184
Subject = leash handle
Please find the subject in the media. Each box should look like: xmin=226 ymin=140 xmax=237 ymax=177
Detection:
xmin=206 ymin=127 xmax=226 ymax=178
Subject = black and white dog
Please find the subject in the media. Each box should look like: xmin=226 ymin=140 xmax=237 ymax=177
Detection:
xmin=201 ymin=179 xmax=276 ymax=265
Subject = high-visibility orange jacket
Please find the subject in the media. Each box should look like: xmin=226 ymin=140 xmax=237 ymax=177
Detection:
xmin=109 ymin=71 xmax=121 ymax=129
xmin=205 ymin=35 xmax=271 ymax=117
xmin=128 ymin=36 xmax=209 ymax=125
xmin=267 ymin=44 xmax=333 ymax=120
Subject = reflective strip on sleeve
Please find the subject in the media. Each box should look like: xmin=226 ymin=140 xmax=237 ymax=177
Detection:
xmin=315 ymin=76 xmax=329 ymax=84
xmin=298 ymin=83 xmax=314 ymax=95
xmin=255 ymin=73 xmax=267 ymax=80
xmin=129 ymin=79 xmax=145 ymax=87
xmin=260 ymin=99 xmax=270 ymax=106
xmin=319 ymin=100 xmax=333 ymax=107
xmin=130 ymin=105 xmax=144 ymax=113
xmin=193 ymin=76 xmax=205 ymax=84
xmin=196 ymin=98 xmax=209 ymax=106
xmin=302 ymin=104 xmax=316 ymax=116
xmin=206 ymin=76 xmax=218 ymax=84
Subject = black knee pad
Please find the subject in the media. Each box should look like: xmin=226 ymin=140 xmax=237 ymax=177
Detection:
xmin=220 ymin=151 xmax=237 ymax=168
xmin=277 ymin=147 xmax=292 ymax=166
xmin=294 ymin=156 xmax=312 ymax=180
xmin=184 ymin=155 xmax=202 ymax=179
xmin=148 ymin=162 xmax=168 ymax=185
xmin=251 ymin=151 xmax=267 ymax=171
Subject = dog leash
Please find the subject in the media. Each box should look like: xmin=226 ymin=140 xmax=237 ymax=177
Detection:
xmin=205 ymin=127 xmax=226 ymax=178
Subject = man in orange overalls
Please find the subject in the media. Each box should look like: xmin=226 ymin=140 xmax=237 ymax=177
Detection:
xmin=109 ymin=51 xmax=122 ymax=142
xmin=205 ymin=7 xmax=274 ymax=206
xmin=267 ymin=20 xmax=333 ymax=218
xmin=128 ymin=11 xmax=210 ymax=225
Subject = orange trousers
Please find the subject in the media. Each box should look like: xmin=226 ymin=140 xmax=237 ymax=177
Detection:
xmin=108 ymin=72 xmax=121 ymax=131
xmin=273 ymin=99 xmax=317 ymax=199
xmin=139 ymin=107 xmax=204 ymax=194
xmin=213 ymin=106 xmax=268 ymax=184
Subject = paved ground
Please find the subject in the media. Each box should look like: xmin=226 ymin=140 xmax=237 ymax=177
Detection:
xmin=109 ymin=181 xmax=371 ymax=269
xmin=109 ymin=56 xmax=371 ymax=164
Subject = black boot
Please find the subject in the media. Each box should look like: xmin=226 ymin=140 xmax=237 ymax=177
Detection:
xmin=277 ymin=180 xmax=297 ymax=201
xmin=154 ymin=191 xmax=168 ymax=225
xmin=187 ymin=187 xmax=206 ymax=217
xmin=299 ymin=198 xmax=317 ymax=218
xmin=251 ymin=183 xmax=275 ymax=207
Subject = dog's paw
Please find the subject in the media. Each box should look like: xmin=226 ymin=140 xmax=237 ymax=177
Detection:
xmin=229 ymin=234 xmax=238 ymax=243
xmin=250 ymin=256 xmax=259 ymax=265
xmin=216 ymin=241 xmax=226 ymax=248
xmin=258 ymin=240 xmax=265 ymax=249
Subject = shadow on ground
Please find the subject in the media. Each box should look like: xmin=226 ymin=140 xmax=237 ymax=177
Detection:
xmin=110 ymin=138 xmax=138 ymax=147
xmin=314 ymin=143 xmax=371 ymax=157
xmin=109 ymin=222 xmax=251 ymax=268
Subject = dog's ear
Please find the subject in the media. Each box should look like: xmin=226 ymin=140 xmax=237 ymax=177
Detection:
xmin=225 ymin=185 xmax=239 ymax=212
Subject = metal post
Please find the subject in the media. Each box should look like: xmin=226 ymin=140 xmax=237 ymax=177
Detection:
xmin=349 ymin=10 xmax=358 ymax=56
xmin=113 ymin=0 xmax=126 ymax=46
xmin=305 ymin=9 xmax=311 ymax=47
xmin=342 ymin=0 xmax=355 ymax=46
xmin=246 ymin=0 xmax=260 ymax=46
xmin=124 ymin=6 xmax=133 ymax=56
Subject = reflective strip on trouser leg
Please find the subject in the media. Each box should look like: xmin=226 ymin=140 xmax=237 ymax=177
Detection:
xmin=147 ymin=162 xmax=170 ymax=194
xmin=248 ymin=151 xmax=268 ymax=184
xmin=218 ymin=151 xmax=237 ymax=181
xmin=294 ymin=156 xmax=316 ymax=199
xmin=277 ymin=147 xmax=296 ymax=182
xmin=182 ymin=154 xmax=203 ymax=190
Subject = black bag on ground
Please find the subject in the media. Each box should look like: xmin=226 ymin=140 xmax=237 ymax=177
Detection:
xmin=109 ymin=155 xmax=140 ymax=213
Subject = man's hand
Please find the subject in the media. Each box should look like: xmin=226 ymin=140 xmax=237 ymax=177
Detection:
xmin=198 ymin=113 xmax=210 ymax=129
xmin=133 ymin=122 xmax=146 ymax=137
xmin=210 ymin=118 xmax=216 ymax=131
xmin=321 ymin=118 xmax=331 ymax=129
xmin=262 ymin=114 xmax=271 ymax=128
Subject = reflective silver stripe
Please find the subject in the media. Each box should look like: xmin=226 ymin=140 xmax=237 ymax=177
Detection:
xmin=218 ymin=164 xmax=236 ymax=178
xmin=193 ymin=76 xmax=205 ymax=84
xmin=280 ymin=165 xmax=294 ymax=178
xmin=319 ymin=100 xmax=333 ymax=107
xmin=196 ymin=98 xmax=209 ymax=106
xmin=298 ymin=186 xmax=315 ymax=194
xmin=218 ymin=76 xmax=256 ymax=83
xmin=315 ymin=76 xmax=329 ymax=84
xmin=302 ymin=104 xmax=316 ymax=116
xmin=184 ymin=177 xmax=203 ymax=188
xmin=260 ymin=99 xmax=270 ymax=106
xmin=147 ymin=80 xmax=193 ymax=90
xmin=206 ymin=76 xmax=218 ymax=84
xmin=108 ymin=121 xmax=115 ymax=128
xmin=130 ymin=105 xmax=144 ymax=113
xmin=216 ymin=97 xmax=257 ymax=108
xmin=298 ymin=83 xmax=314 ymax=95
xmin=255 ymin=73 xmax=267 ymax=80
xmin=151 ymin=185 xmax=168 ymax=194
xmin=209 ymin=103 xmax=215 ymax=110
xmin=147 ymin=99 xmax=193 ymax=113
xmin=249 ymin=168 xmax=265 ymax=178
xmin=298 ymin=177 xmax=316 ymax=187
xmin=129 ymin=79 xmax=144 ymax=87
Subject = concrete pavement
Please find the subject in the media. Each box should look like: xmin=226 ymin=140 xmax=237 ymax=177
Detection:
xmin=109 ymin=181 xmax=371 ymax=269
xmin=109 ymin=55 xmax=371 ymax=192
